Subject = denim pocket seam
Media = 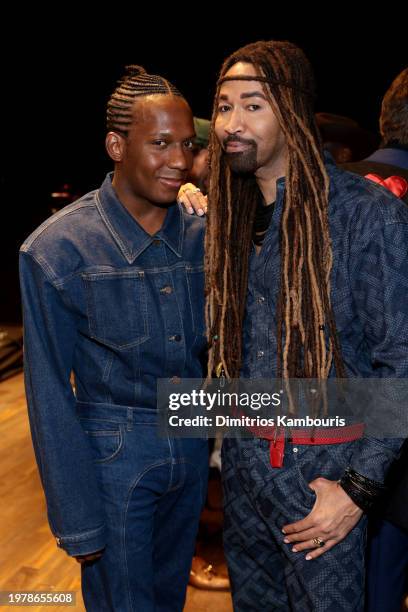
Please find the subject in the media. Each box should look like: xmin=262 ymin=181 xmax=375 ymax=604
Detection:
xmin=83 ymin=423 xmax=124 ymax=464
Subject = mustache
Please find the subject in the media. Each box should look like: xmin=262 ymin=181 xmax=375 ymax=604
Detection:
xmin=222 ymin=135 xmax=257 ymax=148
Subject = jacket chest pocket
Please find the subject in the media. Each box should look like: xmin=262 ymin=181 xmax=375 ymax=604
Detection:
xmin=82 ymin=271 xmax=149 ymax=350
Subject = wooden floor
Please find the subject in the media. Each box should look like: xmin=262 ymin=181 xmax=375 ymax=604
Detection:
xmin=0 ymin=373 xmax=232 ymax=611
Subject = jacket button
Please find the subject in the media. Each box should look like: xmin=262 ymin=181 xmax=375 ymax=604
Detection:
xmin=257 ymin=350 xmax=264 ymax=358
xmin=153 ymin=239 xmax=161 ymax=246
xmin=169 ymin=334 xmax=182 ymax=342
xmin=160 ymin=286 xmax=173 ymax=294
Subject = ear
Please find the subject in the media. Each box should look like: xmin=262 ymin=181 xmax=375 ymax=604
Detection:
xmin=106 ymin=131 xmax=126 ymax=162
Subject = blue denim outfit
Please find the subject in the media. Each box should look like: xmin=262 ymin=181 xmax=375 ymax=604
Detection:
xmin=19 ymin=174 xmax=209 ymax=611
xmin=224 ymin=158 xmax=408 ymax=611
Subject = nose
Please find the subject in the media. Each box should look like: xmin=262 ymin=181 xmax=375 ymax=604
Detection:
xmin=168 ymin=144 xmax=190 ymax=171
xmin=224 ymin=108 xmax=244 ymax=135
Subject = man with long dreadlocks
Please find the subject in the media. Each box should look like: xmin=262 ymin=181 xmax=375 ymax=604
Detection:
xmin=19 ymin=65 xmax=209 ymax=611
xmin=180 ymin=40 xmax=408 ymax=611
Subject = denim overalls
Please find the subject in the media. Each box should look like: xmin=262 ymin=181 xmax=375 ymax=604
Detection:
xmin=20 ymin=173 xmax=209 ymax=611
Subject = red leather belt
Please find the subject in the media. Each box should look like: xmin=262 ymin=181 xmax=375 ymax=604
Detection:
xmin=247 ymin=423 xmax=365 ymax=468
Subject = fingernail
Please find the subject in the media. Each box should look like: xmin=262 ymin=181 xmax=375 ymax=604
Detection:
xmin=292 ymin=547 xmax=297 ymax=552
xmin=283 ymin=538 xmax=290 ymax=544
xmin=187 ymin=207 xmax=194 ymax=214
xmin=198 ymin=209 xmax=204 ymax=216
xmin=305 ymin=555 xmax=312 ymax=561
xmin=281 ymin=529 xmax=286 ymax=534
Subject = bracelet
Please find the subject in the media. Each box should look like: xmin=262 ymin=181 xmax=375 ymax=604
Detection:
xmin=339 ymin=467 xmax=386 ymax=513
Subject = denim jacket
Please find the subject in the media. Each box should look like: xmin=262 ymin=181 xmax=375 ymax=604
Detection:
xmin=19 ymin=173 xmax=206 ymax=555
xmin=242 ymin=157 xmax=408 ymax=483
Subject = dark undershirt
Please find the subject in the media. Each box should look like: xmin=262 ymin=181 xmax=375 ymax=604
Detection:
xmin=252 ymin=198 xmax=275 ymax=246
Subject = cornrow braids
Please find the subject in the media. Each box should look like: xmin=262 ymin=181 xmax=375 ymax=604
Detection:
xmin=206 ymin=40 xmax=345 ymax=382
xmin=107 ymin=64 xmax=184 ymax=136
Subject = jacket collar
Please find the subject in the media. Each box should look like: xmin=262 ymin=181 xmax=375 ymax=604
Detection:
xmin=95 ymin=173 xmax=184 ymax=264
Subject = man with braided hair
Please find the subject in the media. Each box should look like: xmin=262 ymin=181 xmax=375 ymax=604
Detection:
xmin=180 ymin=41 xmax=408 ymax=611
xmin=19 ymin=65 xmax=209 ymax=611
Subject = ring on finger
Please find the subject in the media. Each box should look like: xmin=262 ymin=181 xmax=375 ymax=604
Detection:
xmin=312 ymin=537 xmax=325 ymax=548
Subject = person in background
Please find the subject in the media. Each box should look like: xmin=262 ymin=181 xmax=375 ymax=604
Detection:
xmin=190 ymin=117 xmax=210 ymax=193
xmin=343 ymin=67 xmax=408 ymax=205
xmin=344 ymin=67 xmax=408 ymax=612
xmin=316 ymin=112 xmax=378 ymax=163
xmin=187 ymin=116 xmax=230 ymax=592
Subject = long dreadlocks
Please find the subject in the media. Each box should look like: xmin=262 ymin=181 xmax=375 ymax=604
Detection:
xmin=206 ymin=40 xmax=345 ymax=381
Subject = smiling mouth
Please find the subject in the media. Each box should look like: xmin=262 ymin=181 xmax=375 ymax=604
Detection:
xmin=158 ymin=177 xmax=184 ymax=189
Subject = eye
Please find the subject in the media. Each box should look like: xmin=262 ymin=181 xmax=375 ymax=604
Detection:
xmin=152 ymin=140 xmax=167 ymax=147
xmin=184 ymin=140 xmax=194 ymax=150
xmin=217 ymin=105 xmax=231 ymax=113
xmin=247 ymin=104 xmax=261 ymax=111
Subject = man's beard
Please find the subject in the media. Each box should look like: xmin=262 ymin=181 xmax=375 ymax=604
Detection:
xmin=222 ymin=136 xmax=258 ymax=174
xmin=225 ymin=148 xmax=258 ymax=174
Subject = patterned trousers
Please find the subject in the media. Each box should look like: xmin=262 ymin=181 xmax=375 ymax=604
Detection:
xmin=222 ymin=436 xmax=367 ymax=611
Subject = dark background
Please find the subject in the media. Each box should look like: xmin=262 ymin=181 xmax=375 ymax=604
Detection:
xmin=2 ymin=20 xmax=407 ymax=323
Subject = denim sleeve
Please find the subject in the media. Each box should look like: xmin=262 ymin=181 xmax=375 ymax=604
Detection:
xmin=348 ymin=222 xmax=408 ymax=482
xmin=19 ymin=251 xmax=106 ymax=556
